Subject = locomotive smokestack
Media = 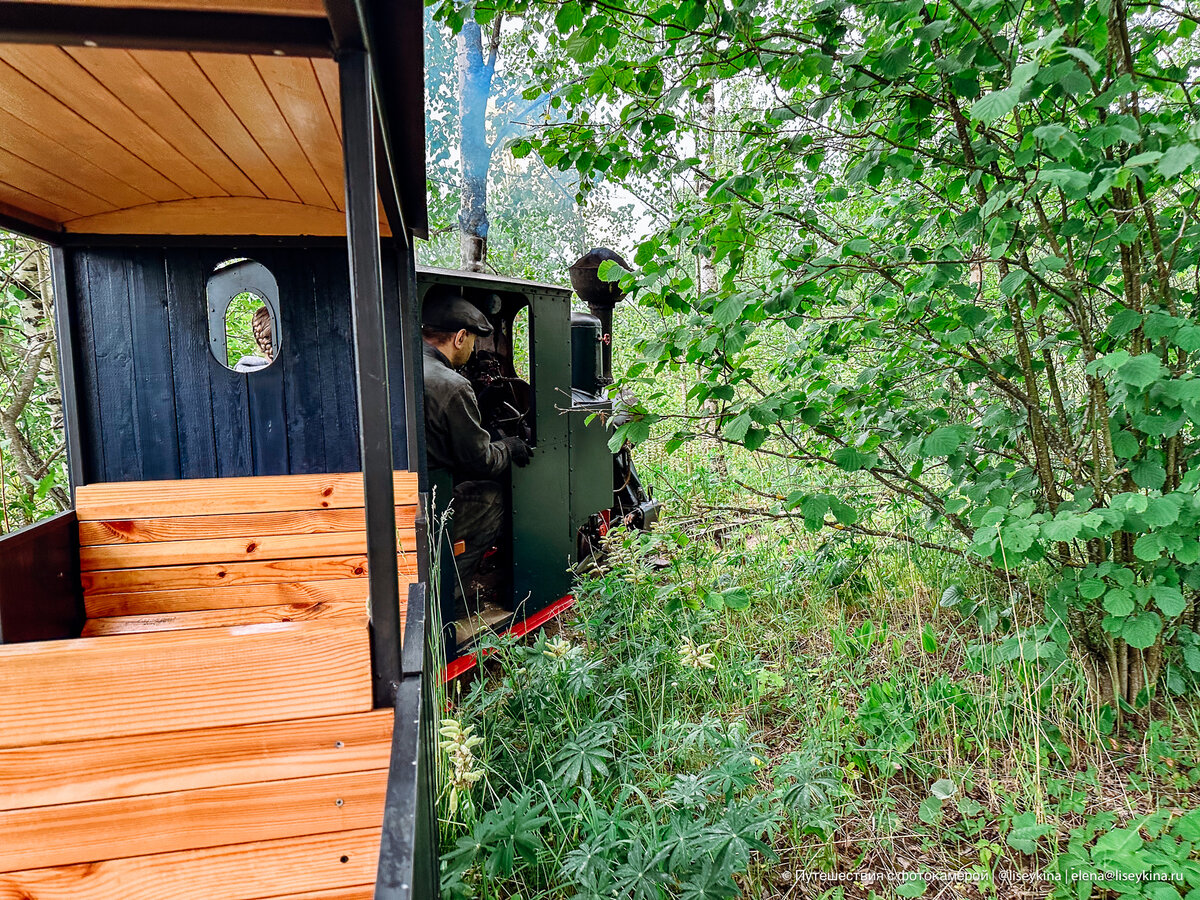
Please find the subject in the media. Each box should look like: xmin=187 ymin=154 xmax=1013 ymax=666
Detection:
xmin=569 ymin=248 xmax=630 ymax=383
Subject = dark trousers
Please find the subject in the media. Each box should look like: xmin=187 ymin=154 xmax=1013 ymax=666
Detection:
xmin=451 ymin=479 xmax=504 ymax=610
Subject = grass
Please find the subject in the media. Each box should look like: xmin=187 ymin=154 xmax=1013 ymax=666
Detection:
xmin=438 ymin=452 xmax=1200 ymax=899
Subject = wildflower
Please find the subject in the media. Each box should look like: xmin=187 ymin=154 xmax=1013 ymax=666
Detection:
xmin=543 ymin=636 xmax=575 ymax=660
xmin=438 ymin=718 xmax=484 ymax=816
xmin=679 ymin=635 xmax=716 ymax=670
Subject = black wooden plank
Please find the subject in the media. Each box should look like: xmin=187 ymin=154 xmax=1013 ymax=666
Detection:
xmin=270 ymin=250 xmax=326 ymax=475
xmin=204 ymin=249 xmax=254 ymax=478
xmin=0 ymin=510 xmax=82 ymax=644
xmin=315 ymin=248 xmax=361 ymax=472
xmin=84 ymin=251 xmax=142 ymax=482
xmin=164 ymin=248 xmax=220 ymax=479
xmin=126 ymin=249 xmax=181 ymax=481
xmin=247 ymin=354 xmax=288 ymax=475
xmin=67 ymin=251 xmax=105 ymax=485
xmin=209 ymin=371 xmax=254 ymax=477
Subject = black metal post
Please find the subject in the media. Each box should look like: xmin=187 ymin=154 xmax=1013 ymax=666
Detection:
xmin=340 ymin=49 xmax=401 ymax=708
xmin=49 ymin=247 xmax=84 ymax=498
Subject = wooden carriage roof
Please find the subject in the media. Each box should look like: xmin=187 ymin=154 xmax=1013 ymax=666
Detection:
xmin=0 ymin=0 xmax=426 ymax=241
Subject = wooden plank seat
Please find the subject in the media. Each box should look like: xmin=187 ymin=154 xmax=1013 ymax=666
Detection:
xmin=0 ymin=471 xmax=417 ymax=896
xmin=75 ymin=471 xmax=418 ymax=635
xmin=0 ymin=617 xmax=390 ymax=894
xmin=0 ymin=618 xmax=375 ymax=749
xmin=0 ymin=829 xmax=382 ymax=900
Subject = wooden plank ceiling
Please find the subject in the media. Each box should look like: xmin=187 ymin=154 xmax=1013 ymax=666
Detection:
xmin=0 ymin=39 xmax=389 ymax=237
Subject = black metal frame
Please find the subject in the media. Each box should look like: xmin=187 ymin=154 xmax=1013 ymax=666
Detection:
xmin=376 ymin=582 xmax=437 ymax=900
xmin=0 ymin=2 xmax=334 ymax=55
xmin=350 ymin=0 xmax=428 ymax=240
xmin=339 ymin=48 xmax=403 ymax=710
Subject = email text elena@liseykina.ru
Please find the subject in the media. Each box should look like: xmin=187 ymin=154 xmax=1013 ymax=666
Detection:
xmin=780 ymin=869 xmax=1185 ymax=886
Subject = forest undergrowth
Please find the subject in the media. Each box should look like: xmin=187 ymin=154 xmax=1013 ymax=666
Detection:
xmin=439 ymin=450 xmax=1200 ymax=900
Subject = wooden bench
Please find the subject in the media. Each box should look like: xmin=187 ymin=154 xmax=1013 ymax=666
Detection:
xmin=0 ymin=471 xmax=419 ymax=899
xmin=76 ymin=471 xmax=418 ymax=634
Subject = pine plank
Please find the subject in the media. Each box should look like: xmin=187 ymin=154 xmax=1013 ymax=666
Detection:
xmin=81 ymin=597 xmax=376 ymax=635
xmin=0 ymin=146 xmax=113 ymax=217
xmin=65 ymin=196 xmax=353 ymax=236
xmin=0 ymin=195 xmax=59 ymax=234
xmin=0 ymin=828 xmax=379 ymax=900
xmin=314 ymin=57 xmax=342 ymax=140
xmin=0 ymin=709 xmax=392 ymax=811
xmin=79 ymin=505 xmax=417 ymax=545
xmin=0 ymin=768 xmax=388 ymax=871
xmin=131 ymin=50 xmax=300 ymax=202
xmin=82 ymin=577 xmax=381 ymax=618
xmin=81 ymin=554 xmax=371 ymax=595
xmin=79 ymin=528 xmax=419 ymax=571
xmin=0 ymin=618 xmax=372 ymax=749
xmin=76 ymin=471 xmax=418 ymax=519
xmin=194 ymin=52 xmax=338 ymax=209
xmin=79 ymin=554 xmax=425 ymax=596
xmin=0 ymin=179 xmax=78 ymax=225
xmin=0 ymin=45 xmax=218 ymax=201
xmin=0 ymin=53 xmax=188 ymax=203
xmin=66 ymin=48 xmax=261 ymax=198
xmin=254 ymin=55 xmax=345 ymax=211
xmin=0 ymin=105 xmax=155 ymax=210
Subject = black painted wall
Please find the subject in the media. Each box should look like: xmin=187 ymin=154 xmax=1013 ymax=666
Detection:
xmin=61 ymin=245 xmax=410 ymax=483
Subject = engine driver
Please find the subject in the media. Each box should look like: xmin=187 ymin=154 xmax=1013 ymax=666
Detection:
xmin=421 ymin=284 xmax=532 ymax=614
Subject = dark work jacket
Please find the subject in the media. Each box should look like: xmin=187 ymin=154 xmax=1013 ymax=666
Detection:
xmin=422 ymin=342 xmax=511 ymax=479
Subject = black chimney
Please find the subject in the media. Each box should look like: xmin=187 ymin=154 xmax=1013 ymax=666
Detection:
xmin=569 ymin=248 xmax=630 ymax=383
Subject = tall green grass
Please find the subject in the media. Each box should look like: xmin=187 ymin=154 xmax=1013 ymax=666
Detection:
xmin=438 ymin=445 xmax=1200 ymax=898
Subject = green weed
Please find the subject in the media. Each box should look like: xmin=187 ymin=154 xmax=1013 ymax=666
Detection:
xmin=440 ymin=510 xmax=1200 ymax=898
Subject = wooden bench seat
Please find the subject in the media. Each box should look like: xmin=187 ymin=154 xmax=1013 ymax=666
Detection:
xmin=0 ymin=709 xmax=393 ymax=811
xmin=0 ymin=618 xmax=374 ymax=748
xmin=0 ymin=829 xmax=381 ymax=900
xmin=0 ymin=471 xmax=419 ymax=897
xmin=76 ymin=471 xmax=418 ymax=633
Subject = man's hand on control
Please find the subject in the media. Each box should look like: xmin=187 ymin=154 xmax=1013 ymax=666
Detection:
xmin=502 ymin=436 xmax=534 ymax=468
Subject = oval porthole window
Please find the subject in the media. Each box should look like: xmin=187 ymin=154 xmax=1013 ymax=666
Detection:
xmin=206 ymin=258 xmax=281 ymax=372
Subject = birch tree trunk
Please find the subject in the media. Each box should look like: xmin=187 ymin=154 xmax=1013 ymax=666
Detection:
xmin=456 ymin=16 xmax=502 ymax=272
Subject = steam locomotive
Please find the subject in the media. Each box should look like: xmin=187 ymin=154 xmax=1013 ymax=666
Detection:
xmin=418 ymin=250 xmax=661 ymax=667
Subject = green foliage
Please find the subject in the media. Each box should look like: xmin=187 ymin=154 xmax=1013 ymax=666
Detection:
xmin=474 ymin=0 xmax=1200 ymax=712
xmin=223 ymin=292 xmax=267 ymax=367
xmin=439 ymin=518 xmax=1200 ymax=897
xmin=0 ymin=233 xmax=68 ymax=531
xmin=440 ymin=529 xmax=786 ymax=897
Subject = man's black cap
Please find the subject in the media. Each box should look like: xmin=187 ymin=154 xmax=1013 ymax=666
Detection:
xmin=422 ymin=285 xmax=493 ymax=337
